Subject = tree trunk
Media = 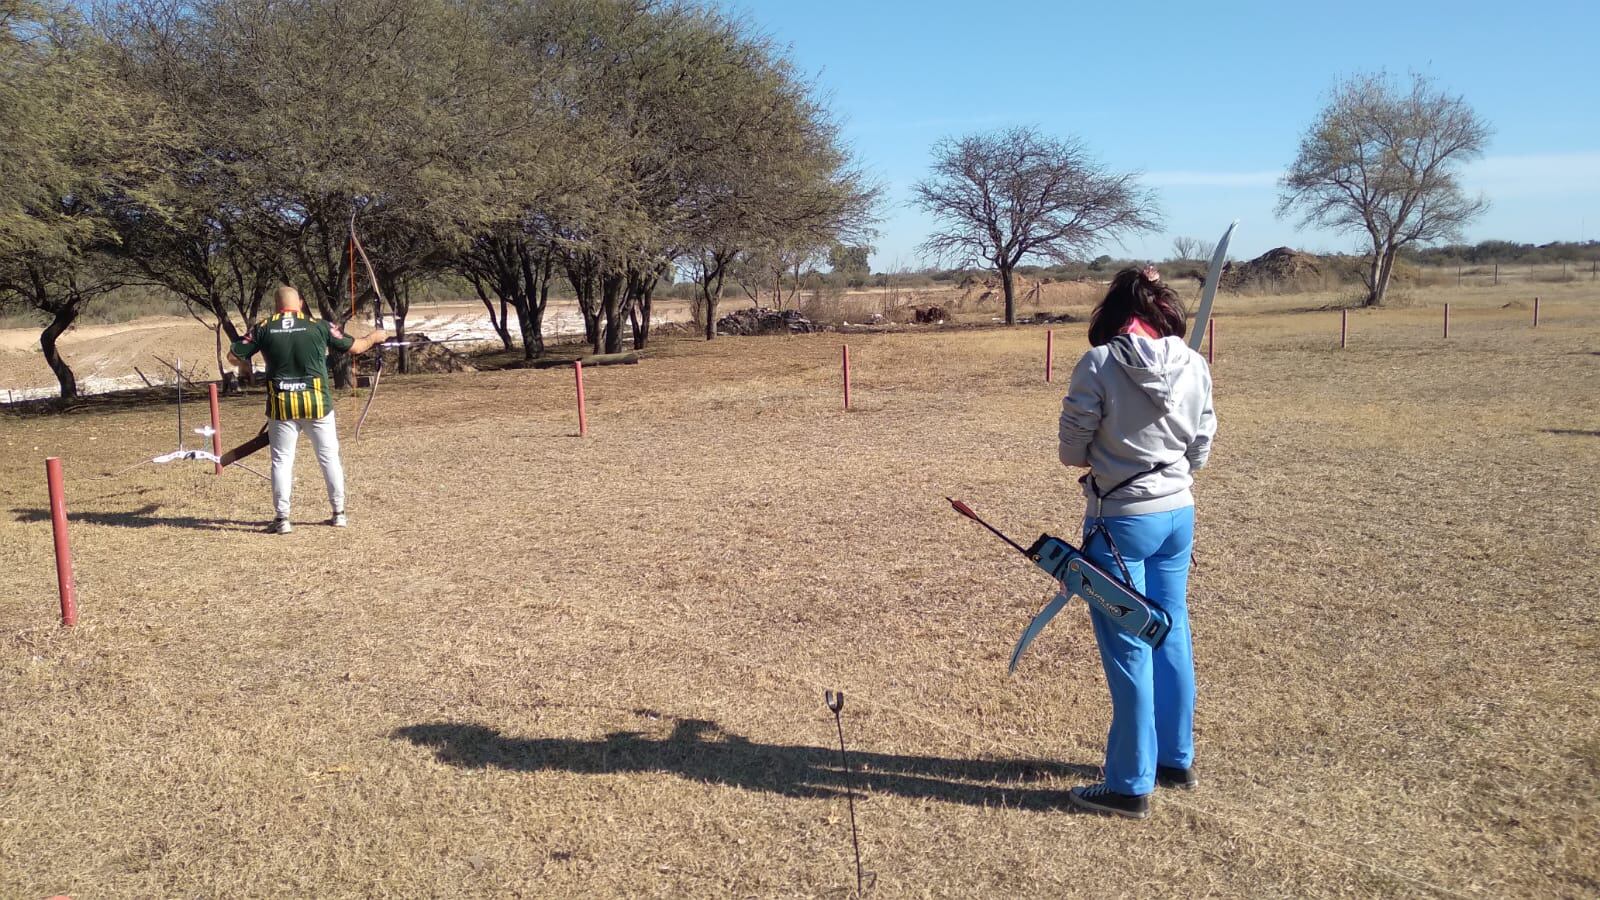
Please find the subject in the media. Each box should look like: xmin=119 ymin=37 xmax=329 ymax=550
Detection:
xmin=700 ymin=255 xmax=728 ymax=341
xmin=519 ymin=257 xmax=550 ymax=361
xmin=1376 ymin=247 xmax=1398 ymax=306
xmin=40 ymin=304 xmax=80 ymax=400
xmin=702 ymin=282 xmax=720 ymax=341
xmin=566 ymin=261 xmax=601 ymax=352
xmin=393 ymin=313 xmax=408 ymax=374
xmin=516 ymin=243 xmax=552 ymax=360
xmin=1365 ymin=251 xmax=1384 ymax=307
xmin=537 ymin=259 xmax=552 ymax=353
xmin=214 ymin=322 xmax=226 ymax=382
xmin=634 ymin=283 xmax=654 ymax=350
xmin=471 ymin=278 xmax=513 ymax=350
xmin=601 ymin=271 xmax=627 ymax=354
xmin=1366 ymin=244 xmax=1399 ymax=307
xmin=1000 ymin=265 xmax=1017 ymax=325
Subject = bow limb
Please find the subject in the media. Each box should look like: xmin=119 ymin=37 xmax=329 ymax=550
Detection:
xmin=354 ymin=352 xmax=383 ymax=441
xmin=1188 ymin=220 xmax=1238 ymax=353
xmin=348 ymin=218 xmax=391 ymax=438
xmin=348 ymin=224 xmax=390 ymax=317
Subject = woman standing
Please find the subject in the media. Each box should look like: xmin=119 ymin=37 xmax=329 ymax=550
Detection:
xmin=1057 ymin=266 xmax=1216 ymax=819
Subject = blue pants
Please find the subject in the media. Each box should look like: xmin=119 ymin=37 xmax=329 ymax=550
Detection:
xmin=1081 ymin=506 xmax=1196 ymax=796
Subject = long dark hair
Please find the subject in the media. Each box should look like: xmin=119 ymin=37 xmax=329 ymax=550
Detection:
xmin=1088 ymin=266 xmax=1187 ymax=346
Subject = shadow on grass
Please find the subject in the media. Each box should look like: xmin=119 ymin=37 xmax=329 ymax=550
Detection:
xmin=395 ymin=718 xmax=1098 ymax=811
xmin=1542 ymin=429 xmax=1600 ymax=438
xmin=12 ymin=503 xmax=261 ymax=532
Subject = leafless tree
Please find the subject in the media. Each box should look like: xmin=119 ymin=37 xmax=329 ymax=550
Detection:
xmin=1278 ymin=73 xmax=1491 ymax=306
xmin=1171 ymin=236 xmax=1200 ymax=261
xmin=913 ymin=126 xmax=1160 ymax=325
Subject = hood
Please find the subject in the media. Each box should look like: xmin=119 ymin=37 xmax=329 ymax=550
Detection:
xmin=1104 ymin=334 xmax=1198 ymax=410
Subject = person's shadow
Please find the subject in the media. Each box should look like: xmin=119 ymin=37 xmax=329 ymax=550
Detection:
xmin=12 ymin=503 xmax=260 ymax=532
xmin=395 ymin=717 xmax=1098 ymax=811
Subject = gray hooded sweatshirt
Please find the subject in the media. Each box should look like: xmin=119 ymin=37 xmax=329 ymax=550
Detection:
xmin=1058 ymin=334 xmax=1216 ymax=517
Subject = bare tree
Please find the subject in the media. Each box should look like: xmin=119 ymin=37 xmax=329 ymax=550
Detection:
xmin=913 ymin=126 xmax=1160 ymax=325
xmin=1278 ymin=73 xmax=1490 ymax=306
xmin=1171 ymin=236 xmax=1200 ymax=262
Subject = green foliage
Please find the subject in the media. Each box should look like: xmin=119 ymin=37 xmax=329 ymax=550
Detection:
xmin=0 ymin=0 xmax=181 ymax=396
xmin=81 ymin=0 xmax=879 ymax=376
xmin=828 ymin=243 xmax=872 ymax=287
xmin=6 ymin=0 xmax=879 ymax=392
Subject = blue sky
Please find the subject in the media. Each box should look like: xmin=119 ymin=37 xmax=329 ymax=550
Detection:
xmin=726 ymin=0 xmax=1600 ymax=269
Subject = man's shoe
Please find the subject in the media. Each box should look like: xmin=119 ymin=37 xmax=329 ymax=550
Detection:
xmin=267 ymin=517 xmax=293 ymax=535
xmin=1156 ymin=765 xmax=1198 ymax=791
xmin=1068 ymin=784 xmax=1150 ymax=819
xmin=328 ymin=511 xmax=347 ymax=528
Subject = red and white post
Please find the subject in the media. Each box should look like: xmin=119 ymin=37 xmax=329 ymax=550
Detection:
xmin=1045 ymin=329 xmax=1054 ymax=383
xmin=842 ymin=345 xmax=852 ymax=411
xmin=1443 ymin=304 xmax=1450 ymax=339
xmin=208 ymin=383 xmax=223 ymax=475
xmin=1206 ymin=319 xmax=1216 ymax=364
xmin=574 ymin=360 xmax=588 ymax=437
xmin=1533 ymin=296 xmax=1540 ymax=328
xmin=1340 ymin=308 xmax=1348 ymax=349
xmin=45 ymin=457 xmax=76 ymax=627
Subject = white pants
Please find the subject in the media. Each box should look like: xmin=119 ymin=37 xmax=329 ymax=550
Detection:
xmin=268 ymin=414 xmax=345 ymax=518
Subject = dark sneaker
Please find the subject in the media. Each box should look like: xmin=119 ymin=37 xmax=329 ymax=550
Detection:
xmin=267 ymin=517 xmax=293 ymax=535
xmin=1068 ymin=784 xmax=1150 ymax=819
xmin=1156 ymin=765 xmax=1198 ymax=791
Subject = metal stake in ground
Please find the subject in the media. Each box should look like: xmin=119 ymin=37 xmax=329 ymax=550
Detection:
xmin=826 ymin=690 xmax=867 ymax=897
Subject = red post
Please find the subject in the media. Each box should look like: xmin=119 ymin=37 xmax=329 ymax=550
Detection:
xmin=573 ymin=360 xmax=588 ymax=437
xmin=1206 ymin=319 xmax=1216 ymax=364
xmin=1340 ymin=308 xmax=1348 ymax=349
xmin=1533 ymin=296 xmax=1540 ymax=327
xmin=45 ymin=457 xmax=76 ymax=627
xmin=1045 ymin=329 xmax=1054 ymax=382
xmin=1443 ymin=304 xmax=1450 ymax=339
xmin=208 ymin=383 xmax=223 ymax=475
xmin=842 ymin=345 xmax=852 ymax=411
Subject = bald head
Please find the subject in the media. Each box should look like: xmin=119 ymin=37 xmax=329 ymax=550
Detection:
xmin=274 ymin=284 xmax=305 ymax=313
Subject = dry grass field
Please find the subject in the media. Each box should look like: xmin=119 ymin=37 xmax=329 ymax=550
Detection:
xmin=2 ymin=282 xmax=1598 ymax=898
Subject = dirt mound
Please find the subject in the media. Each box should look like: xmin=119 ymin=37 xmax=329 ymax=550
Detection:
xmin=715 ymin=308 xmax=820 ymax=336
xmin=1221 ymin=247 xmax=1323 ymax=290
xmin=956 ymin=274 xmax=1049 ymax=308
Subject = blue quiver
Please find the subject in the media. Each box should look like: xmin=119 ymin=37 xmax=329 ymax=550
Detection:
xmin=1024 ymin=535 xmax=1172 ymax=649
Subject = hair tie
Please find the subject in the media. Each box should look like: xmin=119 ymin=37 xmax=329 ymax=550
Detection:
xmin=1140 ymin=265 xmax=1160 ymax=284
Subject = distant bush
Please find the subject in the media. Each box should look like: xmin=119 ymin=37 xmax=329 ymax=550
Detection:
xmin=1406 ymin=239 xmax=1600 ymax=266
xmin=79 ymin=285 xmax=188 ymax=325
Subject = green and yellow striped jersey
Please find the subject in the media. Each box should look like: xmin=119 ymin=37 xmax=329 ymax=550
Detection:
xmin=229 ymin=310 xmax=355 ymax=421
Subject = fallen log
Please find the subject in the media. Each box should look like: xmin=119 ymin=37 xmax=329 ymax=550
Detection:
xmin=526 ymin=351 xmax=641 ymax=370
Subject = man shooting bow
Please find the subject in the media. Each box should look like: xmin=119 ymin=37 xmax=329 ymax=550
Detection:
xmin=227 ymin=285 xmax=387 ymax=534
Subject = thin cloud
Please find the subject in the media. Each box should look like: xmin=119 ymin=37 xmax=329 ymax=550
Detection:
xmin=1143 ymin=169 xmax=1284 ymax=188
xmin=1464 ymin=152 xmax=1600 ymax=196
